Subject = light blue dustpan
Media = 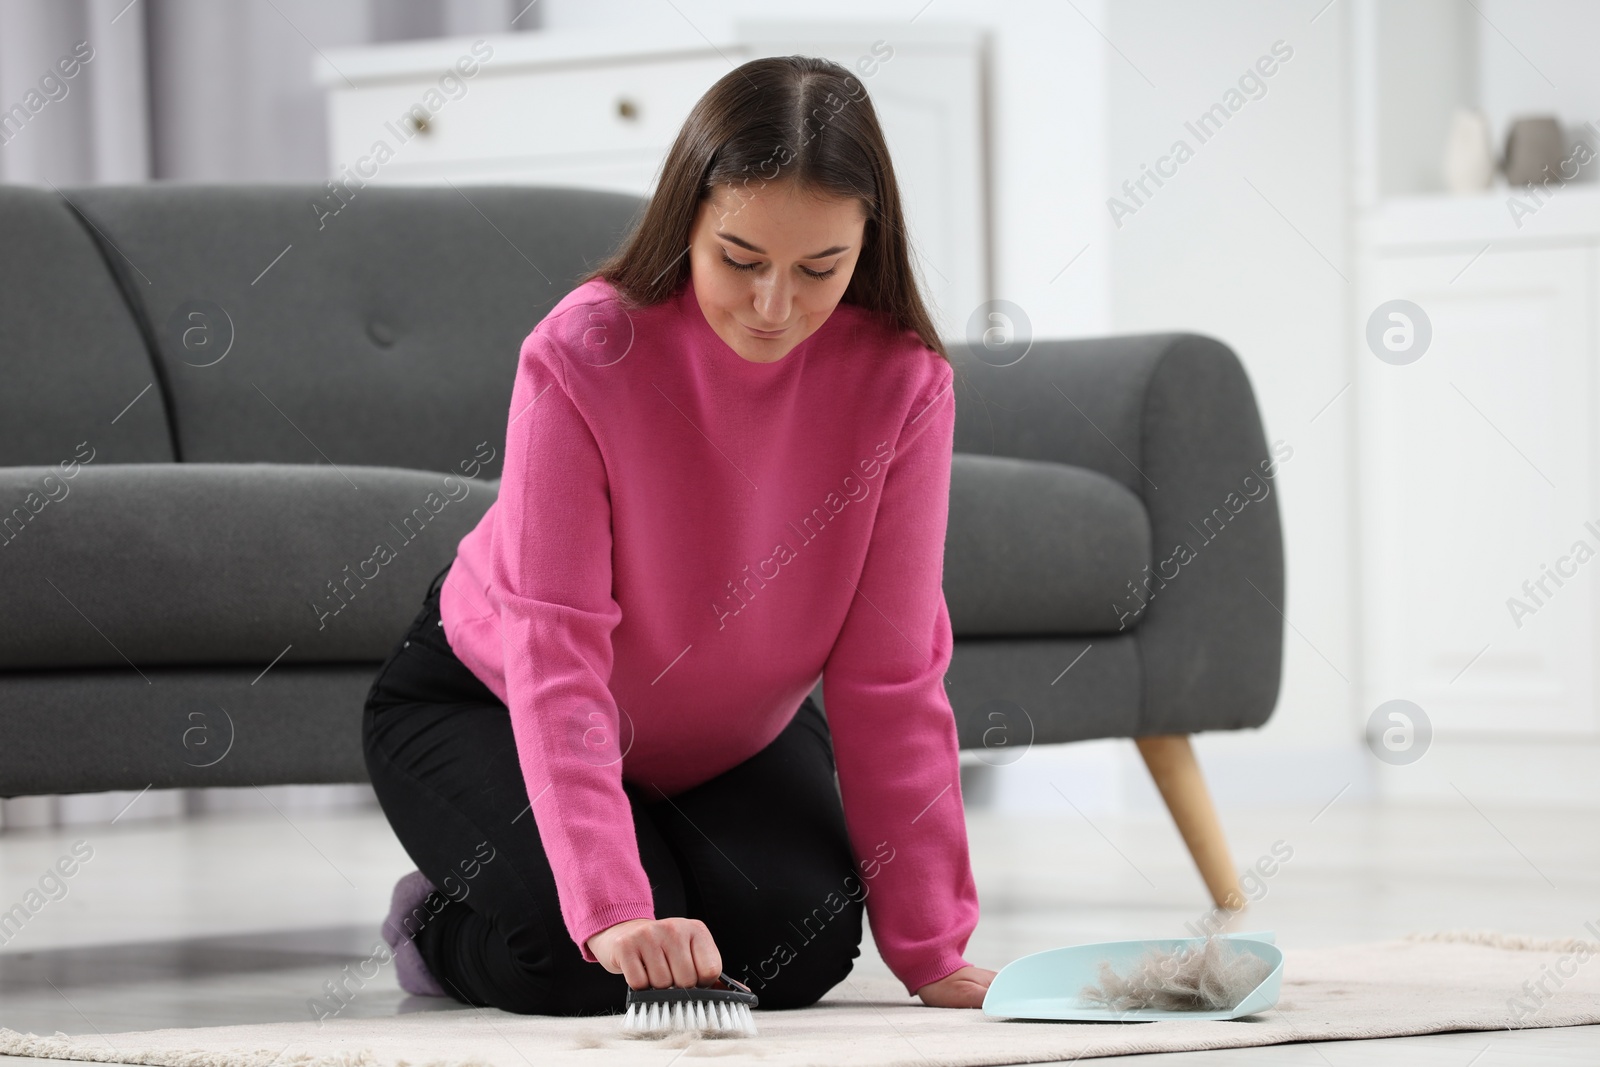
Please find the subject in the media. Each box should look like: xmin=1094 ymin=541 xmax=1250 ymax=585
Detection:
xmin=982 ymin=930 xmax=1283 ymax=1022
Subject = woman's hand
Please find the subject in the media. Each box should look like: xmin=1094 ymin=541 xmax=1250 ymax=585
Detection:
xmin=915 ymin=964 xmax=997 ymax=1008
xmin=586 ymin=917 xmax=723 ymax=990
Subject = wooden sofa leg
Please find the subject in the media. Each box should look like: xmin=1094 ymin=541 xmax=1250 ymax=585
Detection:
xmin=1134 ymin=734 xmax=1244 ymax=911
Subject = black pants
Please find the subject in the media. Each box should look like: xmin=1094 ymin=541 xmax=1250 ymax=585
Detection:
xmin=361 ymin=564 xmax=865 ymax=1016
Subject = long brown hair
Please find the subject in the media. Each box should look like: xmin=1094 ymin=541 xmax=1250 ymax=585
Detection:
xmin=576 ymin=54 xmax=948 ymax=363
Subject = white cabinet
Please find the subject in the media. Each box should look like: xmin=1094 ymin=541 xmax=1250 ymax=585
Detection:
xmin=315 ymin=23 xmax=990 ymax=339
xmin=323 ymin=53 xmax=730 ymax=194
xmin=1357 ymin=192 xmax=1600 ymax=739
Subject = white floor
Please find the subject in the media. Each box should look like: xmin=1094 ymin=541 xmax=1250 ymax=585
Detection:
xmin=1 ymin=792 xmax=1597 ymax=1065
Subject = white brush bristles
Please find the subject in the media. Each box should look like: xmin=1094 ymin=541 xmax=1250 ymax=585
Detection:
xmin=621 ymin=996 xmax=756 ymax=1037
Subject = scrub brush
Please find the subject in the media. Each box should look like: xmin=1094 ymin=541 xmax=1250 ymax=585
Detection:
xmin=621 ymin=971 xmax=759 ymax=1038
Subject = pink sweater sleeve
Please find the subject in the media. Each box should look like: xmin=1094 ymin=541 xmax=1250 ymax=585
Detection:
xmin=822 ymin=362 xmax=981 ymax=996
xmin=489 ymin=331 xmax=656 ymax=962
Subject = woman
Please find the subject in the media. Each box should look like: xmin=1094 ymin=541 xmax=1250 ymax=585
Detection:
xmin=362 ymin=54 xmax=995 ymax=1016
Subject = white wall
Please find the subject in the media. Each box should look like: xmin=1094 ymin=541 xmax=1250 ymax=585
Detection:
xmin=1367 ymin=0 xmax=1476 ymax=200
xmin=1096 ymin=0 xmax=1367 ymax=814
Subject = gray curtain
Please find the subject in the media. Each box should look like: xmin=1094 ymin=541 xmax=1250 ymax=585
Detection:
xmin=0 ymin=0 xmax=542 ymax=830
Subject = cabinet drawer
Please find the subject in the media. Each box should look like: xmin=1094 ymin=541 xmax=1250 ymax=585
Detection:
xmin=326 ymin=55 xmax=735 ymax=169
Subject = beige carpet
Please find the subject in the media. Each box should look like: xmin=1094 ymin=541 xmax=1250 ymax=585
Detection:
xmin=3 ymin=931 xmax=1598 ymax=1067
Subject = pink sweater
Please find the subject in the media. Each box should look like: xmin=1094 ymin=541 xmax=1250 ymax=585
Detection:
xmin=438 ymin=273 xmax=978 ymax=996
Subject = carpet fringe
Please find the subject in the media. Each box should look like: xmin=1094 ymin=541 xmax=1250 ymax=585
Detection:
xmin=1404 ymin=929 xmax=1600 ymax=954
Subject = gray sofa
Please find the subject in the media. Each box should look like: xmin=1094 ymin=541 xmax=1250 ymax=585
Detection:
xmin=0 ymin=183 xmax=1283 ymax=904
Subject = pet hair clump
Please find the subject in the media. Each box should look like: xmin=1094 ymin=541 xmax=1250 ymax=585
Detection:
xmin=1080 ymin=935 xmax=1273 ymax=1012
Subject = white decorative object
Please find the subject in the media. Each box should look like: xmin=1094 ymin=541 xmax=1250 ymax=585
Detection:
xmin=1441 ymin=108 xmax=1495 ymax=194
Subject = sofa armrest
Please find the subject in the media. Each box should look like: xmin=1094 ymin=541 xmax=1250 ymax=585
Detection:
xmin=948 ymin=332 xmax=1285 ymax=735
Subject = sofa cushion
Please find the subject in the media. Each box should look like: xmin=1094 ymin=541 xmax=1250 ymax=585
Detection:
xmin=1 ymin=450 xmax=1147 ymax=670
xmin=61 ymin=184 xmax=643 ymax=477
xmin=0 ymin=186 xmax=175 ymax=466
xmin=0 ymin=463 xmax=495 ymax=669
xmin=945 ymin=453 xmax=1149 ymax=636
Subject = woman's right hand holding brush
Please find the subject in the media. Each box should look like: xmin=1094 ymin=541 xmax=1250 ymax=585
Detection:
xmin=587 ymin=917 xmax=724 ymax=990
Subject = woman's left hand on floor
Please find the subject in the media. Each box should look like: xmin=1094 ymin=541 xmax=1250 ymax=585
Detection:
xmin=915 ymin=965 xmax=997 ymax=1008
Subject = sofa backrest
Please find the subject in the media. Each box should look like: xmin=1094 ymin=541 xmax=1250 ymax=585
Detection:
xmin=19 ymin=183 xmax=646 ymax=479
xmin=0 ymin=185 xmax=176 ymax=466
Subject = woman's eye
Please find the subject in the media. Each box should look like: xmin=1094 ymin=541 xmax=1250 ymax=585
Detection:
xmin=720 ymin=250 xmax=837 ymax=280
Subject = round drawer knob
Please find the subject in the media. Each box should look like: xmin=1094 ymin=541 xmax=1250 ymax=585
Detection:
xmin=616 ymin=97 xmax=639 ymax=121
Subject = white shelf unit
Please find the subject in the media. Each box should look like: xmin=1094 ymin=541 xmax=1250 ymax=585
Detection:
xmin=1357 ymin=196 xmax=1600 ymax=740
xmin=1352 ymin=0 xmax=1600 ymax=743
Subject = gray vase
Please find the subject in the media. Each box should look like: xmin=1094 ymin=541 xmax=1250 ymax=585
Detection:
xmin=1503 ymin=116 xmax=1566 ymax=186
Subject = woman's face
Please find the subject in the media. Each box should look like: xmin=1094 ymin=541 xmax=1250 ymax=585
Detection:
xmin=688 ymin=181 xmax=867 ymax=364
